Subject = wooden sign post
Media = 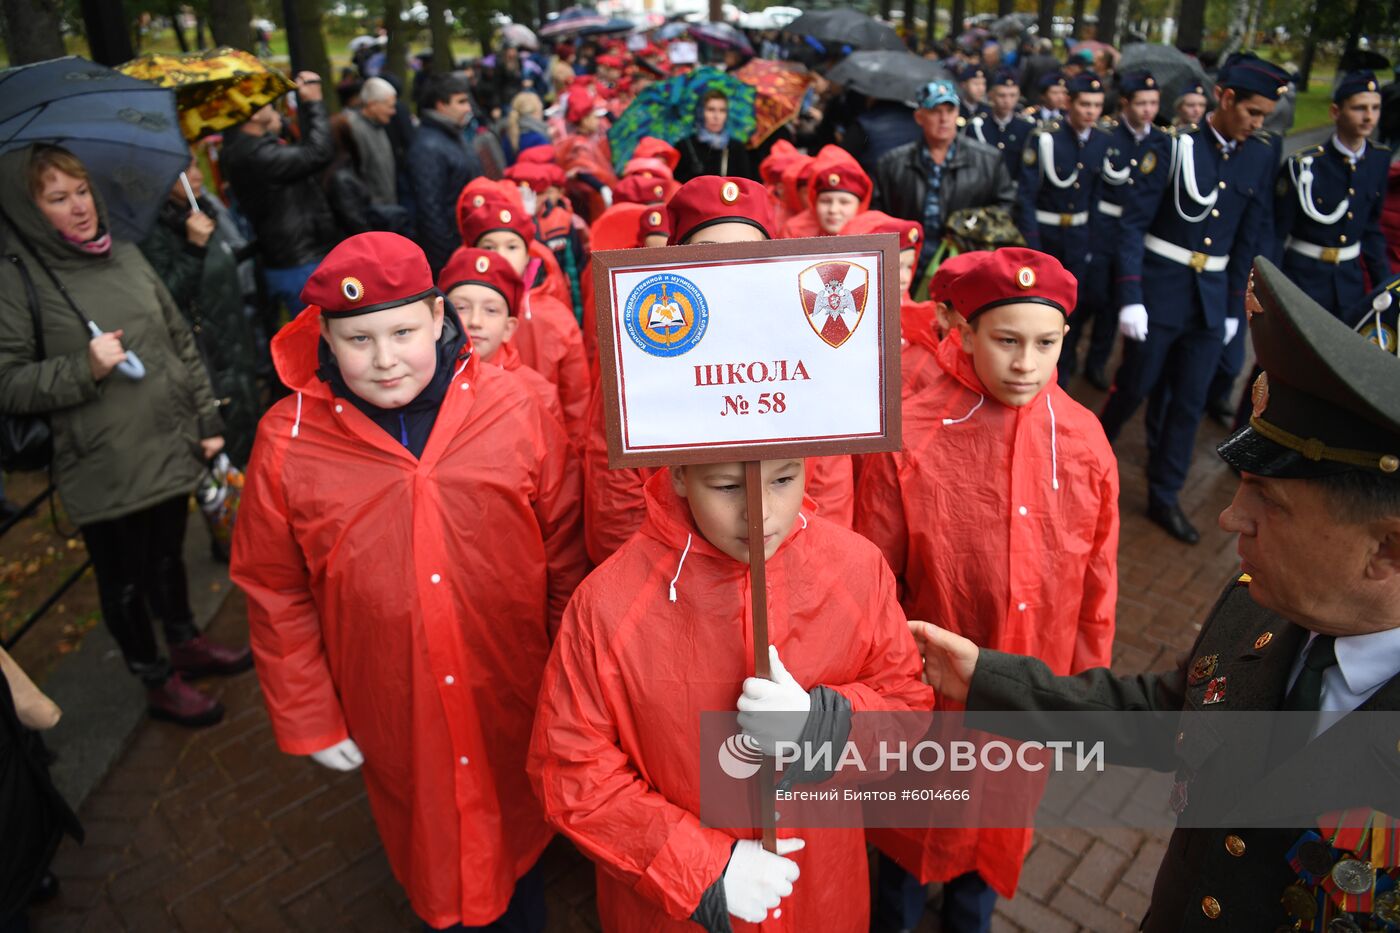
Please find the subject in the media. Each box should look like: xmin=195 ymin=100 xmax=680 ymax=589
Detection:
xmin=593 ymin=234 xmax=904 ymax=849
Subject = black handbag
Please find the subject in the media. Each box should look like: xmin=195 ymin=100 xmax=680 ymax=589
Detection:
xmin=0 ymin=252 xmax=52 ymax=472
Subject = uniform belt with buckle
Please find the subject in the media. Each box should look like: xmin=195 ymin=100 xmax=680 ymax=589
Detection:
xmin=1035 ymin=210 xmax=1089 ymax=228
xmin=1285 ymin=237 xmax=1361 ymax=264
xmin=1144 ymin=233 xmax=1230 ymax=272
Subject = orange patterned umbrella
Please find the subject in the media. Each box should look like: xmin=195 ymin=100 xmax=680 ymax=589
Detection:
xmin=118 ymin=47 xmax=293 ymax=141
xmin=734 ymin=59 xmax=811 ymax=149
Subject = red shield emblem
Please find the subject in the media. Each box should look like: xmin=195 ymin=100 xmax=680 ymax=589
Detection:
xmin=799 ymin=261 xmax=868 ymax=348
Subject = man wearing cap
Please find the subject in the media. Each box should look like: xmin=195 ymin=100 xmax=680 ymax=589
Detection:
xmin=1016 ymin=72 xmax=1111 ymax=385
xmin=874 ymin=80 xmax=1016 ymax=277
xmin=912 ymin=257 xmax=1400 ymax=933
xmin=1027 ymin=72 xmax=1069 ymax=125
xmin=957 ymin=63 xmax=989 ymax=123
xmin=965 ymin=71 xmax=1037 ymax=179
xmin=1174 ymin=82 xmax=1210 ymax=128
xmin=232 ymin=232 xmax=587 ymax=932
xmin=1100 ymin=51 xmax=1287 ymax=544
xmin=1077 ymin=71 xmax=1174 ymax=390
xmin=1273 ymin=70 xmax=1390 ymax=324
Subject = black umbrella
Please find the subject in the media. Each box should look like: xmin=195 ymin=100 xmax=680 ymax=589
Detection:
xmin=826 ymin=51 xmax=952 ymax=104
xmin=784 ymin=10 xmax=906 ymax=52
xmin=689 ymin=22 xmax=755 ymax=56
xmin=0 ymin=56 xmax=188 ymax=241
xmin=1118 ymin=43 xmax=1212 ymax=107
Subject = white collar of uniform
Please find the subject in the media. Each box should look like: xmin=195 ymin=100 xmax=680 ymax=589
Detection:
xmin=1205 ymin=113 xmax=1235 ymax=153
xmin=1331 ymin=133 xmax=1366 ymax=164
xmin=1075 ymin=124 xmax=1091 ymax=143
xmin=1124 ymin=118 xmax=1150 ymax=143
xmin=1332 ymin=625 xmax=1400 ymax=698
xmin=994 ymin=111 xmax=1014 ymax=130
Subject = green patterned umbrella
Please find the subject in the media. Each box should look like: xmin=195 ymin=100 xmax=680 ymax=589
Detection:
xmin=608 ymin=67 xmax=756 ymax=173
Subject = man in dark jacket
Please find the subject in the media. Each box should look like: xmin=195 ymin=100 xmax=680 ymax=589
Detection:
xmin=873 ymin=79 xmax=1017 ymax=272
xmin=406 ymin=73 xmax=482 ymax=274
xmin=221 ymin=72 xmax=341 ymax=322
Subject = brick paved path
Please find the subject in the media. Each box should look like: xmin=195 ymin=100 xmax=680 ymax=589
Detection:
xmin=27 ymin=377 xmax=1245 ymax=932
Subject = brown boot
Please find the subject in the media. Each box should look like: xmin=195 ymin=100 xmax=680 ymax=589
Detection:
xmin=169 ymin=635 xmax=254 ymax=678
xmin=146 ymin=674 xmax=224 ymax=727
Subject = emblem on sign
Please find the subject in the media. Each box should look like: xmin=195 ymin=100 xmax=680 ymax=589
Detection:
xmin=623 ymin=272 xmax=710 ymax=357
xmin=798 ymin=261 xmax=869 ymax=349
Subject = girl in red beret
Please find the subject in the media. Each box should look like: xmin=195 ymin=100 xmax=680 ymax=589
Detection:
xmin=231 ymin=232 xmax=588 ymax=932
xmin=779 ymin=146 xmax=872 ymax=239
xmin=855 ymin=247 xmax=1120 ymax=932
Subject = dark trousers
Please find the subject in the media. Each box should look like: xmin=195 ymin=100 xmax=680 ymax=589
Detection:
xmin=1206 ymin=312 xmax=1249 ymax=410
xmin=421 ymin=859 xmax=546 ymax=933
xmin=1073 ymin=243 xmax=1121 ymax=376
xmin=1100 ymin=297 xmax=1224 ymax=508
xmin=873 ymin=853 xmax=997 ymax=933
xmin=79 ymin=494 xmax=197 ymax=685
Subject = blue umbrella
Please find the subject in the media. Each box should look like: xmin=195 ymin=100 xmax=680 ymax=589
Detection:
xmin=0 ymin=56 xmax=188 ymax=241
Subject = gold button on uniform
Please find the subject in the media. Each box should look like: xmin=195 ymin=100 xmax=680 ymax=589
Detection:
xmin=1340 ymin=235 xmax=1348 ymax=243
xmin=1204 ymin=237 xmax=1213 ymax=246
xmin=1201 ymin=896 xmax=1222 ymax=919
xmin=1219 ymin=181 xmax=1227 ymax=189
xmin=1211 ymin=209 xmax=1220 ymax=217
xmin=1224 ymin=834 xmax=1246 ymax=857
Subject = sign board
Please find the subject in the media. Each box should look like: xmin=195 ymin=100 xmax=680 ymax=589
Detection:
xmin=593 ymin=234 xmax=903 ymax=468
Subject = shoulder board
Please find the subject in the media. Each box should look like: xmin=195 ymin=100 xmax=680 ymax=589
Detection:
xmin=1045 ymin=119 xmax=1061 ymax=132
xmin=1237 ymin=572 xmax=1252 ymax=585
xmin=1288 ymin=143 xmax=1325 ymax=160
xmin=1022 ymin=105 xmax=1038 ymax=117
xmin=1097 ymin=117 xmax=1118 ymax=129
xmin=1252 ymin=128 xmax=1274 ymax=143
xmin=1372 ymin=141 xmax=1392 ymax=154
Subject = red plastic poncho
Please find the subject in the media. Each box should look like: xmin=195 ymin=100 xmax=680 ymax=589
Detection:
xmin=529 ymin=470 xmax=933 ymax=933
xmin=779 ymin=147 xmax=872 ymax=239
xmin=854 ymin=330 xmax=1119 ymax=897
xmin=491 ymin=340 xmax=564 ymax=427
xmin=581 ymin=392 xmax=856 ymax=564
xmin=231 ymin=305 xmax=589 ymax=928
xmin=775 ymin=155 xmax=815 ymax=232
xmin=514 ymin=261 xmax=591 ymax=445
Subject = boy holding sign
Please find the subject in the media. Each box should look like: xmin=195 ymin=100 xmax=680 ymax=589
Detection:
xmin=531 ymin=177 xmax=933 ymax=932
xmin=231 ymin=233 xmax=588 ymax=931
xmin=856 ymin=248 xmax=1119 ymax=932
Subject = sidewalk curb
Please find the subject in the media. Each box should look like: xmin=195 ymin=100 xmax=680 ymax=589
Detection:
xmin=43 ymin=509 xmax=231 ymax=809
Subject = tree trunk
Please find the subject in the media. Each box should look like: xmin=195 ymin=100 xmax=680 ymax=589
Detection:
xmin=1071 ymin=0 xmax=1086 ymax=38
xmin=1220 ymin=0 xmax=1250 ymax=58
xmin=536 ymin=0 xmax=549 ymax=32
xmin=880 ymin=0 xmax=893 ymax=21
xmin=1343 ymin=0 xmax=1372 ymax=59
xmin=903 ymin=0 xmax=917 ymax=48
xmin=382 ymin=0 xmax=407 ymax=81
xmin=1096 ymin=0 xmax=1120 ymax=44
xmin=170 ymin=0 xmax=189 ymax=51
xmin=195 ymin=13 xmax=207 ymax=49
xmin=926 ymin=0 xmax=937 ymax=43
xmin=951 ymin=0 xmax=966 ymax=39
xmin=1297 ymin=0 xmax=1320 ymax=88
xmin=998 ymin=0 xmax=1014 ymax=15
xmin=709 ymin=0 xmax=721 ymax=23
xmin=296 ymin=0 xmax=335 ymax=98
xmin=425 ymin=0 xmax=454 ymax=72
xmin=1038 ymin=0 xmax=1055 ymax=46
xmin=0 ymin=0 xmax=66 ymax=64
xmin=1175 ymin=0 xmax=1205 ymax=51
xmin=209 ymin=0 xmax=254 ymax=50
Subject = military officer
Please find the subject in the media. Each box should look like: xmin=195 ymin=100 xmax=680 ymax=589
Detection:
xmin=1274 ymin=70 xmax=1390 ymax=324
xmin=1015 ymin=71 xmax=1111 ymax=384
xmin=913 ymin=258 xmax=1400 ymax=933
xmin=965 ymin=70 xmax=1037 ymax=179
xmin=1027 ymin=71 xmax=1068 ymax=124
xmin=1075 ymin=71 xmax=1174 ymax=390
xmin=1100 ymin=52 xmax=1288 ymax=544
xmin=956 ymin=62 xmax=989 ymax=123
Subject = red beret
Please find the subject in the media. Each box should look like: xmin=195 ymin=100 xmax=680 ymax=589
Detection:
xmin=505 ymin=161 xmax=566 ymax=192
xmin=666 ymin=176 xmax=773 ymax=245
xmin=632 ymin=136 xmax=681 ymax=172
xmin=566 ymin=88 xmax=601 ymax=124
xmin=928 ymin=251 xmax=985 ymax=307
xmin=638 ymin=206 xmax=671 ymax=242
xmin=843 ymin=210 xmax=923 ymax=251
xmin=516 ymin=145 xmax=557 ymax=166
xmin=458 ymin=191 xmax=534 ymax=249
xmin=622 ymin=157 xmax=676 ymax=182
xmin=944 ymin=247 xmax=1077 ymax=319
xmin=437 ymin=248 xmax=525 ymax=317
xmin=614 ymin=174 xmax=669 ymax=205
xmin=301 ymin=232 xmax=434 ymax=318
xmin=810 ymin=161 xmax=872 ymax=202
xmin=758 ymin=139 xmax=801 ymax=188
xmin=597 ymin=54 xmax=624 ymax=70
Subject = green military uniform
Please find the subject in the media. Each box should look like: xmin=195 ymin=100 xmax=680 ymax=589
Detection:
xmin=966 ymin=258 xmax=1400 ymax=932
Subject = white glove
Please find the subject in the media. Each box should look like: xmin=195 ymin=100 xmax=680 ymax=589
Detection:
xmin=737 ymin=646 xmax=811 ymax=756
xmin=600 ymin=185 xmax=613 ymax=207
xmin=1118 ymin=303 xmax=1149 ymax=342
xmin=723 ymin=837 xmax=805 ymax=923
xmin=520 ymin=186 xmax=538 ymax=217
xmin=310 ymin=737 xmax=364 ymax=771
xmin=1223 ymin=317 xmax=1240 ymax=345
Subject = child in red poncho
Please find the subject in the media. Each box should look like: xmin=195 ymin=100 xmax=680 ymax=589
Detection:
xmin=232 ymin=233 xmax=588 ymax=930
xmin=855 ymin=248 xmax=1119 ymax=932
xmin=779 ymin=146 xmax=872 ymax=239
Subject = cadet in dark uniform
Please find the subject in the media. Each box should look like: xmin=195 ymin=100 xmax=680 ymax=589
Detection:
xmin=1077 ymin=71 xmax=1174 ymax=390
xmin=956 ymin=63 xmax=989 ymax=123
xmin=1174 ymin=82 xmax=1210 ymax=128
xmin=1028 ymin=72 xmax=1068 ymax=125
xmin=1100 ymin=52 xmax=1288 ymax=544
xmin=1274 ymin=70 xmax=1390 ymax=324
xmin=913 ymin=258 xmax=1400 ymax=933
xmin=965 ymin=70 xmax=1036 ymax=179
xmin=1015 ymin=72 xmax=1111 ymax=385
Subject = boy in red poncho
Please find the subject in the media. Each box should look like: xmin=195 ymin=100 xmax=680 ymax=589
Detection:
xmin=438 ymin=246 xmax=563 ymax=425
xmin=231 ymin=233 xmax=589 ymax=931
xmin=779 ymin=146 xmax=872 ymax=239
xmin=855 ymin=248 xmax=1119 ymax=932
xmin=580 ymin=176 xmax=856 ymax=565
xmin=530 ymin=447 xmax=933 ymax=931
xmin=458 ymin=188 xmax=591 ymax=443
